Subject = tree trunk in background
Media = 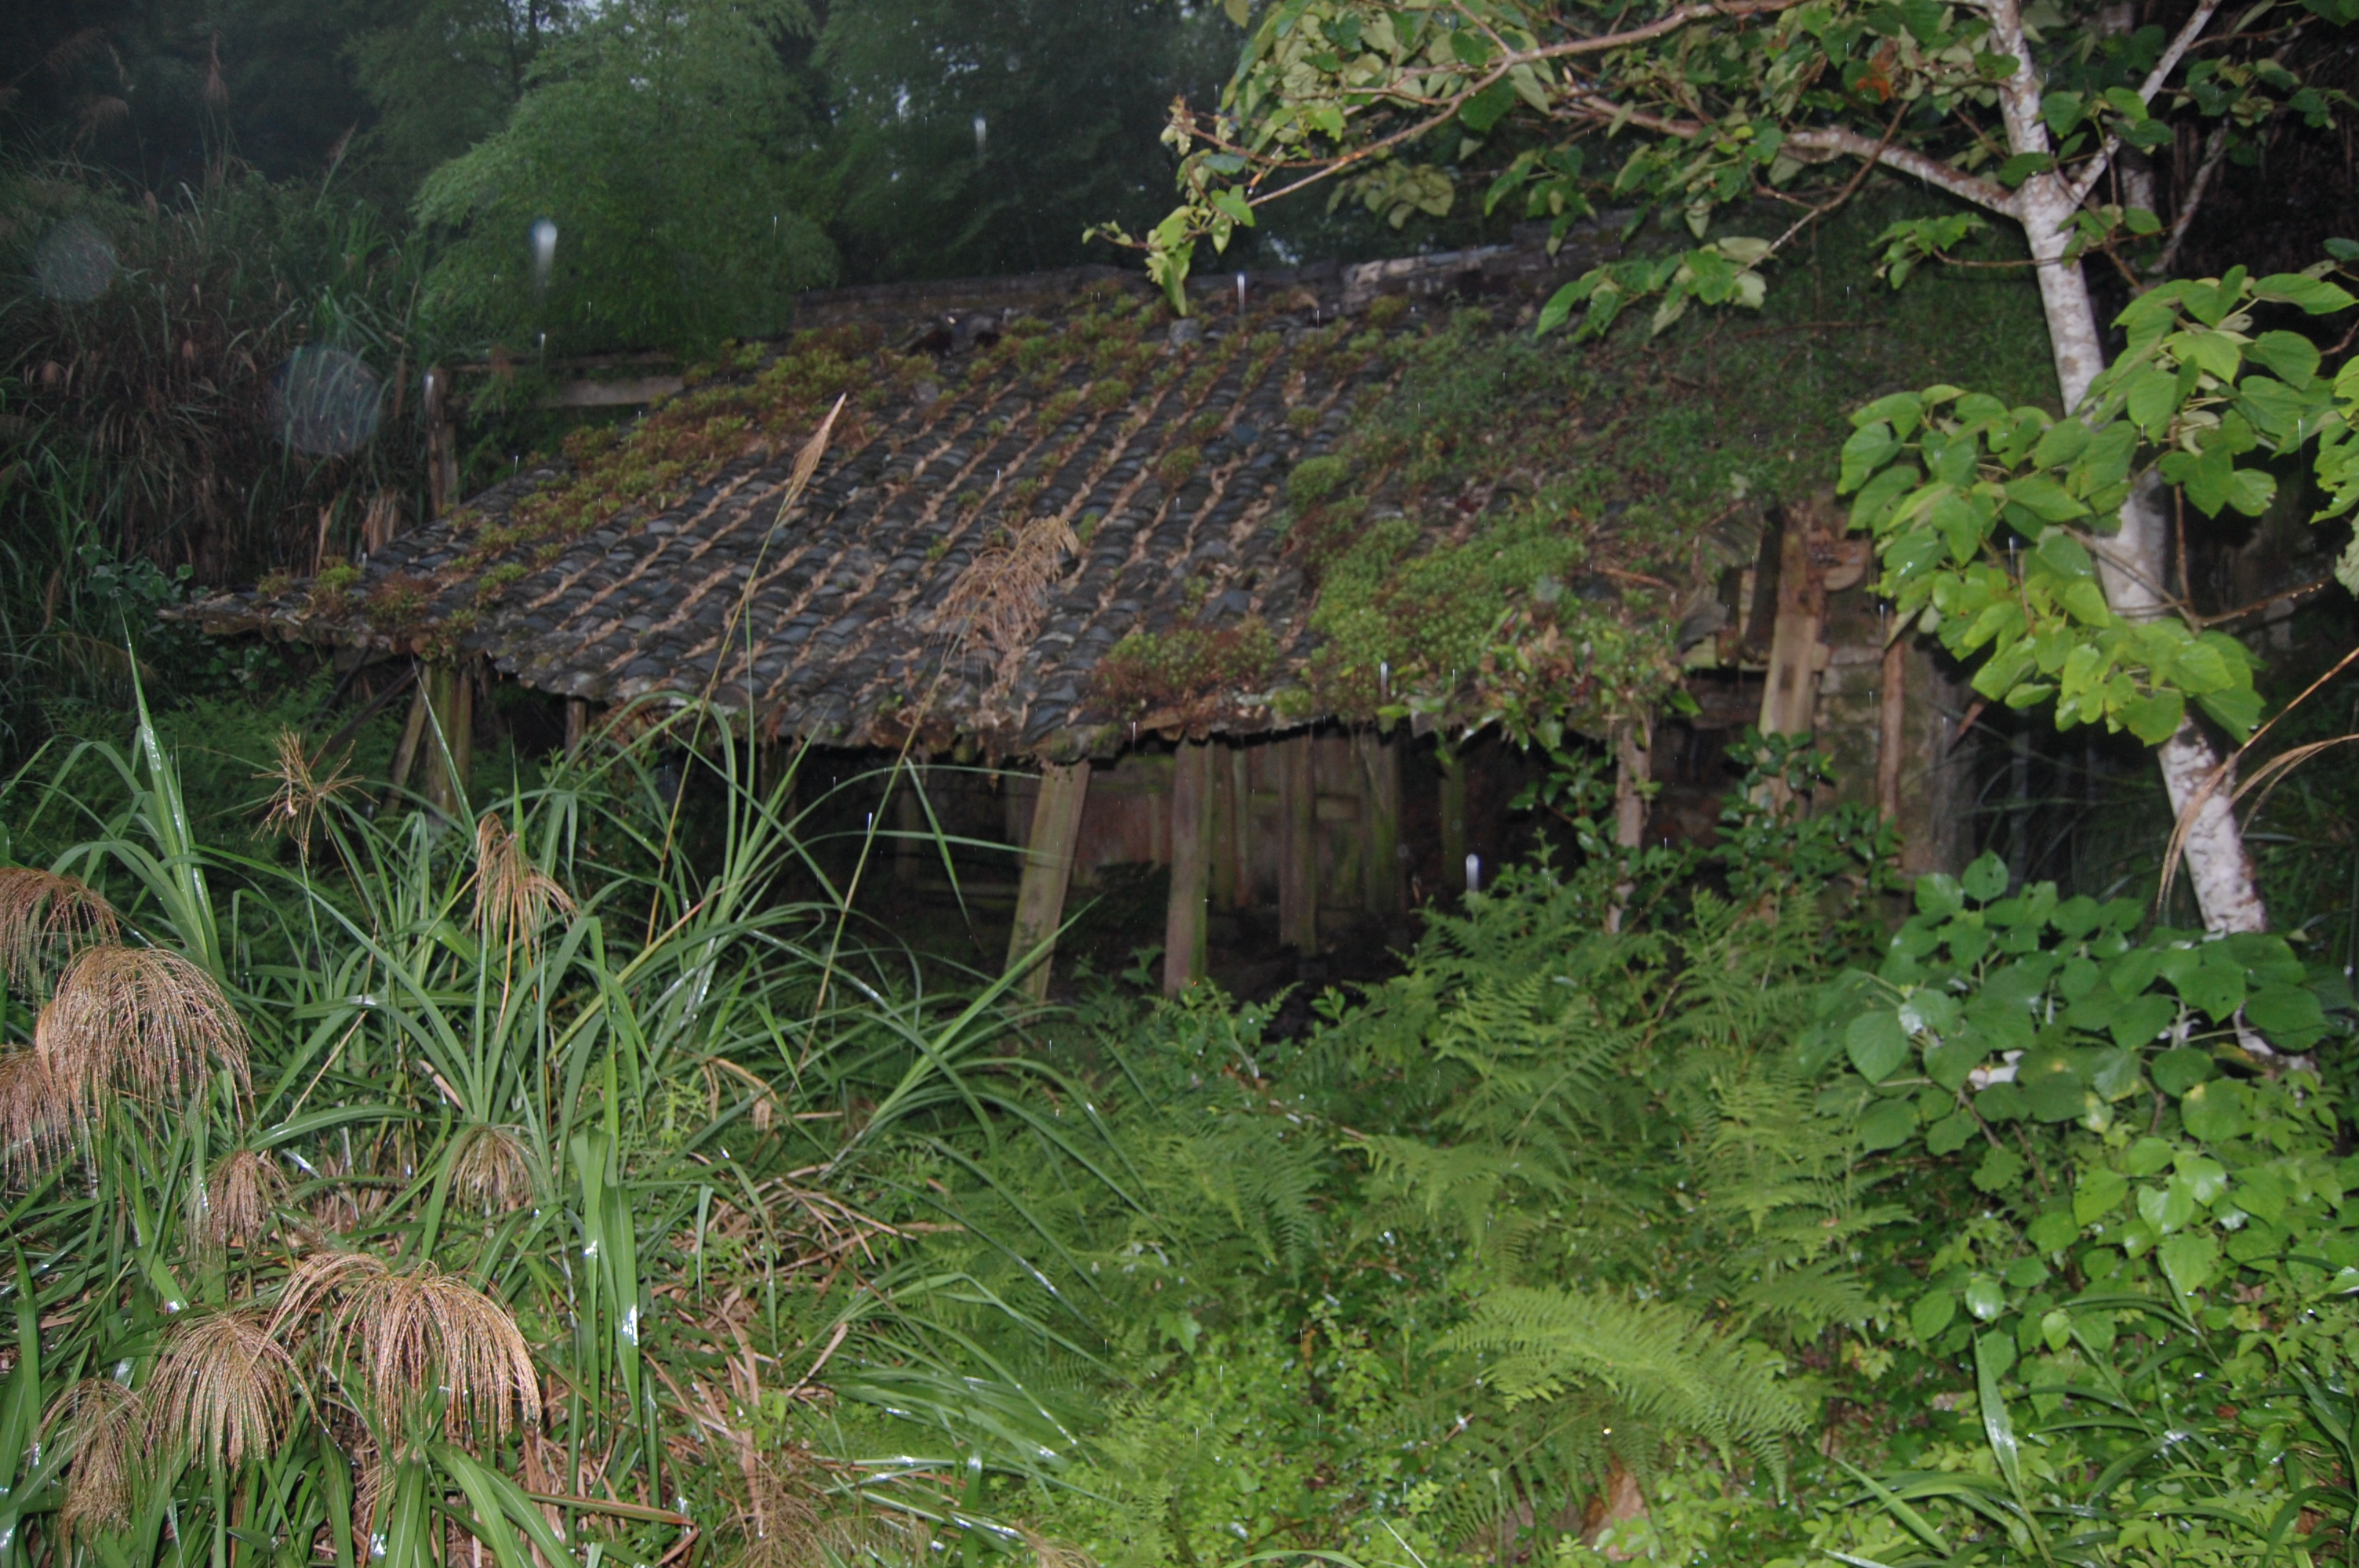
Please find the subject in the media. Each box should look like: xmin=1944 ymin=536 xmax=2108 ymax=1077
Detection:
xmin=1990 ymin=0 xmax=2266 ymax=932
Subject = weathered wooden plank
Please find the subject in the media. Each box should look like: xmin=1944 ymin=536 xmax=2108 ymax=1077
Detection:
xmin=1209 ymin=741 xmax=1239 ymax=912
xmin=1006 ymin=761 xmax=1091 ymax=1001
xmin=1163 ymin=742 xmax=1213 ymax=996
xmin=1277 ymin=735 xmax=1318 ymax=952
xmin=1877 ymin=636 xmax=1906 ymax=822
xmin=1438 ymin=747 xmax=1468 ymax=891
xmin=422 ymin=660 xmax=473 ymax=815
xmin=1356 ymin=731 xmax=1403 ymax=915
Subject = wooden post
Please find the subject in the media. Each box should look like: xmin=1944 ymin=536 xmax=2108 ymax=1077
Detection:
xmin=1438 ymin=746 xmax=1467 ymax=893
xmin=894 ymin=764 xmax=925 ymax=885
xmin=1163 ymin=742 xmax=1213 ymax=996
xmin=1209 ymin=742 xmax=1244 ymax=911
xmin=1005 ymin=761 xmax=1090 ymax=1001
xmin=1355 ymin=731 xmax=1402 ymax=916
xmin=1277 ymin=734 xmax=1318 ymax=953
xmin=1877 ymin=635 xmax=1907 ymax=822
xmin=1757 ymin=511 xmax=1830 ymax=738
xmin=565 ymin=699 xmax=588 ymax=753
xmin=388 ymin=679 xmax=430 ymax=796
xmin=422 ymin=660 xmax=474 ymax=815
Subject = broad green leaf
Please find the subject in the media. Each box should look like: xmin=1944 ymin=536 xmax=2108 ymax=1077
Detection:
xmin=2074 ymin=1166 xmax=2128 ymax=1223
xmin=2157 ymin=1230 xmax=2219 ymax=1298
xmin=1847 ymin=1011 xmax=1911 ymax=1082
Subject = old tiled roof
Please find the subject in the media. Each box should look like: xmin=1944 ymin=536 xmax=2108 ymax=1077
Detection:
xmin=184 ymin=230 xmax=1697 ymax=758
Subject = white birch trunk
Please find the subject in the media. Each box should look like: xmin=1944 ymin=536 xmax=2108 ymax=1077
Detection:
xmin=1983 ymin=0 xmax=2267 ymax=934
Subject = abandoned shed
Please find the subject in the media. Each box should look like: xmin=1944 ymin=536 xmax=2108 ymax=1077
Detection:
xmin=183 ymin=220 xmax=1971 ymax=996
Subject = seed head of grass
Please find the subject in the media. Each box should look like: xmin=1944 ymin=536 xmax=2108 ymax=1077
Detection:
xmin=35 ymin=945 xmax=249 ymax=1118
xmin=450 ymin=1123 xmax=535 ymax=1213
xmin=46 ymin=1377 xmax=138 ymax=1537
xmin=0 ymin=868 xmax=119 ymax=993
xmin=276 ymin=1253 xmax=538 ymax=1447
xmin=259 ymin=729 xmax=360 ymax=842
xmin=144 ymin=1308 xmax=293 ymax=1472
xmin=198 ymin=1149 xmax=285 ymax=1250
xmin=0 ymin=1047 xmax=70 ymax=1183
xmin=471 ymin=813 xmax=575 ymax=953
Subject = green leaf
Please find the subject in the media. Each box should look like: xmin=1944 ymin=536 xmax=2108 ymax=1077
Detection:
xmin=2110 ymin=992 xmax=2178 ymax=1050
xmin=1911 ymin=1288 xmax=1957 ymax=1341
xmin=1848 ymin=1011 xmax=1912 ymax=1082
xmin=1927 ymin=1109 xmax=1982 ymax=1154
xmin=1915 ymin=873 xmax=1965 ymax=918
xmin=1859 ymin=1096 xmax=1920 ymax=1151
xmin=2246 ymin=983 xmax=2330 ymax=1049
xmin=1961 ymin=852 xmax=2009 ymax=902
xmin=2149 ymin=1047 xmax=2212 ymax=1094
xmin=2174 ymin=952 xmax=2247 ymax=1019
xmin=2253 ymin=274 xmax=2357 ymax=314
xmin=2157 ymin=1230 xmax=2219 ymax=1298
xmin=1976 ymin=1333 xmax=2025 ymax=1497
xmin=2247 ymin=330 xmax=2323 ymax=387
xmin=1974 ymin=1143 xmax=2027 ymax=1193
xmin=2026 ymin=1208 xmax=2080 ymax=1250
xmin=2121 ymin=690 xmax=2187 ymax=744
xmin=1965 ymin=1272 xmax=2006 ymax=1319
xmin=2074 ymin=1166 xmax=2128 ymax=1224
xmin=2179 ymin=1078 xmax=2247 ymax=1142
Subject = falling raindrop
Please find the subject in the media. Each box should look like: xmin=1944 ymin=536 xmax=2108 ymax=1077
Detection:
xmin=530 ymin=218 xmax=558 ymax=289
xmin=1235 ymin=273 xmax=1248 ymax=314
xmin=973 ymin=113 xmax=988 ymax=160
xmin=1465 ymin=854 xmax=1483 ymax=894
xmin=33 ymin=218 xmax=116 ymax=301
xmin=270 ymin=347 xmax=383 ymax=456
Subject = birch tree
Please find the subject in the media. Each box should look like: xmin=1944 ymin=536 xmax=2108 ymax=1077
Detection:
xmin=1115 ymin=0 xmax=2355 ymax=932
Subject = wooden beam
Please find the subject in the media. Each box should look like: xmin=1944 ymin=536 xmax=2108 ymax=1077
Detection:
xmin=1163 ymin=742 xmax=1213 ymax=996
xmin=1757 ymin=509 xmax=1830 ymax=739
xmin=388 ymin=681 xmax=430 ymax=796
xmin=1277 ymin=735 xmax=1318 ymax=953
xmin=565 ymin=699 xmax=588 ymax=753
xmin=1005 ymin=761 xmax=1090 ymax=1002
xmin=422 ymin=660 xmax=473 ymax=816
xmin=894 ymin=764 xmax=925 ymax=885
xmin=1209 ymin=742 xmax=1246 ymax=911
xmin=1438 ymin=746 xmax=1468 ymax=893
xmin=1355 ymin=731 xmax=1403 ymax=916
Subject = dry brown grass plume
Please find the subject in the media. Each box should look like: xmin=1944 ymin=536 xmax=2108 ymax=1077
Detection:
xmin=35 ymin=944 xmax=249 ymax=1117
xmin=46 ymin=1377 xmax=139 ymax=1537
xmin=471 ymin=814 xmax=576 ymax=955
xmin=0 ymin=1047 xmax=70 ymax=1182
xmin=0 ymin=867 xmax=119 ymax=993
xmin=146 ymin=1308 xmax=293 ymax=1471
xmin=275 ymin=1253 xmax=538 ymax=1446
xmin=260 ymin=729 xmax=361 ymax=843
xmin=450 ymin=1123 xmax=535 ymax=1213
xmin=935 ymin=515 xmax=1078 ymax=687
xmin=199 ymin=1148 xmax=286 ymax=1250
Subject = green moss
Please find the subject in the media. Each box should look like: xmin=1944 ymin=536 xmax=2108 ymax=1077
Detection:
xmin=1156 ymin=445 xmax=1202 ymax=488
xmin=1286 ymin=456 xmax=1350 ymax=509
xmin=1285 ymin=404 xmax=1322 ymax=434
xmin=1290 ymin=197 xmax=2056 ymax=730
xmin=1041 ymin=389 xmax=1085 ymax=426
xmin=1087 ymin=377 xmax=1133 ymax=413
xmin=1364 ymin=295 xmax=1410 ymax=328
xmin=476 ymin=562 xmax=528 ymax=602
xmin=1091 ymin=620 xmax=1280 ymax=719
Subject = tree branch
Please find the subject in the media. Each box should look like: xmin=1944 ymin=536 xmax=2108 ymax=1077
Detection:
xmin=1783 ymin=125 xmax=2020 ymax=216
xmin=2064 ymin=0 xmax=2223 ymax=209
xmin=1234 ymin=0 xmax=1810 ymax=214
xmin=2150 ymin=122 xmax=2228 ymax=277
